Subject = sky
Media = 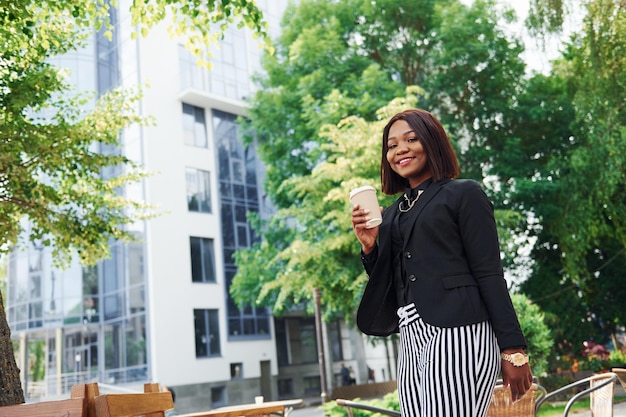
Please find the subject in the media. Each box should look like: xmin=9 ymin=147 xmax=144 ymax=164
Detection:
xmin=462 ymin=0 xmax=583 ymax=74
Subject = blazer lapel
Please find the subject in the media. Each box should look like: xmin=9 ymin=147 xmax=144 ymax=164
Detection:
xmin=401 ymin=178 xmax=449 ymax=248
xmin=377 ymin=196 xmax=399 ymax=252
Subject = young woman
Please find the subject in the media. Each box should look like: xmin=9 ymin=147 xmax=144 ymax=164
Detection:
xmin=351 ymin=108 xmax=532 ymax=417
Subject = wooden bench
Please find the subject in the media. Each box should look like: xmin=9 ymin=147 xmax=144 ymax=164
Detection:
xmin=330 ymin=380 xmax=397 ymax=400
xmin=0 ymin=397 xmax=87 ymax=417
xmin=71 ymin=382 xmax=173 ymax=417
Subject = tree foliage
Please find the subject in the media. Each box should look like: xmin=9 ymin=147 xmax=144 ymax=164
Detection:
xmin=1 ymin=0 xmax=270 ymax=66
xmin=0 ymin=0 xmax=156 ymax=267
xmin=127 ymin=0 xmax=271 ymax=67
xmin=553 ymin=1 xmax=626 ymax=281
xmin=246 ymin=0 xmax=525 ymax=207
xmin=509 ymin=0 xmax=626 ymax=359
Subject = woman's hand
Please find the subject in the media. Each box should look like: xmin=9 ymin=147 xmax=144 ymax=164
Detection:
xmin=351 ymin=204 xmax=381 ymax=253
xmin=501 ymin=352 xmax=533 ymax=402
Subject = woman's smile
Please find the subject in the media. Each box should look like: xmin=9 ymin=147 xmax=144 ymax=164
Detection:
xmin=396 ymin=156 xmax=415 ymax=167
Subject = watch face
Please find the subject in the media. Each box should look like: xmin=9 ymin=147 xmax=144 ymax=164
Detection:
xmin=512 ymin=353 xmax=526 ymax=366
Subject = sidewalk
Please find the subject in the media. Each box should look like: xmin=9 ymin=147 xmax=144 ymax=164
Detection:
xmin=292 ymin=404 xmax=324 ymax=417
xmin=571 ymin=400 xmax=626 ymax=416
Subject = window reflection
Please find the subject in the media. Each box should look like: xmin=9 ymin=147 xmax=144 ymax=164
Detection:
xmin=182 ymin=103 xmax=208 ymax=147
xmin=212 ymin=110 xmax=270 ymax=338
xmin=186 ymin=168 xmax=212 ymax=213
xmin=194 ymin=309 xmax=221 ymax=357
xmin=190 ymin=237 xmax=216 ymax=283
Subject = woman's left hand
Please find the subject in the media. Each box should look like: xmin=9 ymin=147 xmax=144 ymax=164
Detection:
xmin=501 ymin=357 xmax=533 ymax=402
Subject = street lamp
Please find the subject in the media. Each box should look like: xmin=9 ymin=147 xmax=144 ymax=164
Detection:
xmin=75 ymin=351 xmax=81 ymax=384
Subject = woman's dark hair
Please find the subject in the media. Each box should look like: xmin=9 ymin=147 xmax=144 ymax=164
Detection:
xmin=380 ymin=108 xmax=459 ymax=195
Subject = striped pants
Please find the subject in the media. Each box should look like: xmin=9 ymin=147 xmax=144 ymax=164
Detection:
xmin=397 ymin=303 xmax=500 ymax=417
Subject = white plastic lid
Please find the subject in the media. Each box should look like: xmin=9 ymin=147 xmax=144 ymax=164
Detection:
xmin=349 ymin=185 xmax=376 ymax=200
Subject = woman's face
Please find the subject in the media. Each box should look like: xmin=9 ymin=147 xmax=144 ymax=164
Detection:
xmin=386 ymin=119 xmax=432 ymax=188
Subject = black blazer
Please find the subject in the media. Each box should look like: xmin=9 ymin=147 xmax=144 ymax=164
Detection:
xmin=356 ymin=178 xmax=526 ymax=351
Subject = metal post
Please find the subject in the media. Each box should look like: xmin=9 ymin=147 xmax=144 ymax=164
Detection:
xmin=314 ymin=288 xmax=328 ymax=403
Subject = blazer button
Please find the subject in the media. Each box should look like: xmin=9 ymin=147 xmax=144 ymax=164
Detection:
xmin=408 ymin=274 xmax=417 ymax=282
xmin=405 ymin=252 xmax=412 ymax=259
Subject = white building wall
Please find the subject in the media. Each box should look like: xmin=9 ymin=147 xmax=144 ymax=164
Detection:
xmin=130 ymin=3 xmax=285 ymax=390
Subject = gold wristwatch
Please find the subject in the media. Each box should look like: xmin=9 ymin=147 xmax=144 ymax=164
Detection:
xmin=501 ymin=352 xmax=529 ymax=367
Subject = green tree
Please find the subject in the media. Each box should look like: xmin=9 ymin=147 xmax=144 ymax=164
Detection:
xmin=247 ymin=0 xmax=525 ymax=207
xmin=497 ymin=0 xmax=626 ymax=362
xmin=0 ymin=0 xmax=269 ymax=406
xmin=0 ymin=0 xmax=150 ymax=406
xmin=1 ymin=1 xmax=155 ymax=265
xmin=235 ymin=0 xmax=529 ymax=315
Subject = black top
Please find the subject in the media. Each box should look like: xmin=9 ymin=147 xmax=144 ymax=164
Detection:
xmin=393 ymin=178 xmax=433 ymax=305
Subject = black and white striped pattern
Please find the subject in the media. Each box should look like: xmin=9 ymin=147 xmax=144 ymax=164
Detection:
xmin=396 ymin=303 xmax=500 ymax=417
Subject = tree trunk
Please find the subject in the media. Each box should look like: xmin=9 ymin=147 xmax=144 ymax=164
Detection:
xmin=0 ymin=291 xmax=24 ymax=406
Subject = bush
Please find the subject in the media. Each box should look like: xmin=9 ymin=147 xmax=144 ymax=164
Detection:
xmin=608 ymin=349 xmax=626 ymax=369
xmin=322 ymin=391 xmax=400 ymax=417
xmin=511 ymin=293 xmax=553 ymax=375
xmin=578 ymin=342 xmax=626 ymax=372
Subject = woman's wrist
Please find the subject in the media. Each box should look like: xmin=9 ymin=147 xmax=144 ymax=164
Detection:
xmin=502 ymin=346 xmax=526 ymax=354
xmin=362 ymin=245 xmax=374 ymax=255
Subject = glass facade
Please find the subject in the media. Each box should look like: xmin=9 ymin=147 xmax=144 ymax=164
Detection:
xmin=176 ymin=0 xmax=287 ymax=102
xmin=178 ymin=30 xmax=252 ymax=101
xmin=212 ymin=110 xmax=271 ymax=338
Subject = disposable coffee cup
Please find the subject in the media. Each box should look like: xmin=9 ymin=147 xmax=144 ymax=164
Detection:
xmin=255 ymin=396 xmax=264 ymax=404
xmin=349 ymin=185 xmax=382 ymax=228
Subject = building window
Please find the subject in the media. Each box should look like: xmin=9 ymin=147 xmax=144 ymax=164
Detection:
xmin=190 ymin=237 xmax=216 ymax=283
xmin=182 ymin=103 xmax=208 ymax=147
xmin=274 ymin=317 xmax=318 ymax=366
xmin=299 ymin=319 xmax=318 ymax=364
xmin=194 ymin=309 xmax=221 ymax=357
xmin=186 ymin=168 xmax=211 ymax=213
xmin=303 ymin=375 xmax=321 ymax=396
xmin=211 ymin=386 xmax=226 ymax=407
xmin=230 ymin=362 xmax=242 ymax=379
xmin=213 ymin=109 xmax=270 ymax=338
xmin=278 ymin=379 xmax=293 ymax=398
xmin=179 ymin=45 xmax=205 ymax=90
xmin=327 ymin=319 xmax=344 ymax=362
